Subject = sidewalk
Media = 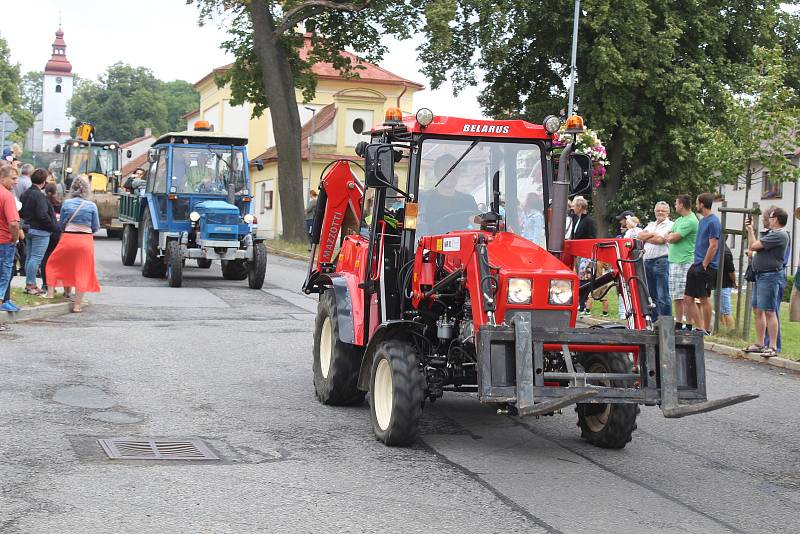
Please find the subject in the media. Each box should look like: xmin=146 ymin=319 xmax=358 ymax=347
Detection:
xmin=2 ymin=278 xmax=72 ymax=324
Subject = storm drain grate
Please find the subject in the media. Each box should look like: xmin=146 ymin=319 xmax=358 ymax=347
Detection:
xmin=98 ymin=438 xmax=219 ymax=461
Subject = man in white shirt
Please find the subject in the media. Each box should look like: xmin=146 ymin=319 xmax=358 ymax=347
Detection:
xmin=637 ymin=201 xmax=674 ymax=319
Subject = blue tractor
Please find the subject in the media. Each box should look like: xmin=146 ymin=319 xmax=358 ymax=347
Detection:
xmin=118 ymin=125 xmax=267 ymax=289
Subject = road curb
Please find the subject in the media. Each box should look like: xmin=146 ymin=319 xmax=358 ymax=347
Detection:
xmin=265 ymin=245 xmax=309 ymax=262
xmin=3 ymin=301 xmax=72 ymax=323
xmin=580 ymin=316 xmax=800 ymax=373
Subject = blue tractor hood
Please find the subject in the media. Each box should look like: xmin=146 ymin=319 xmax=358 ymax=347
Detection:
xmin=194 ymin=200 xmax=240 ymax=215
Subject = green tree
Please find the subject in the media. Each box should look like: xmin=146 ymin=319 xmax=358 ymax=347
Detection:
xmin=68 ymin=63 xmax=188 ymax=143
xmin=0 ymin=34 xmax=33 ymax=145
xmin=161 ymin=79 xmax=200 ymax=131
xmin=190 ymin=0 xmax=418 ymax=242
xmin=21 ymin=71 xmax=43 ymax=116
xmin=418 ymin=0 xmax=792 ymax=232
xmin=697 ymin=47 xmax=800 ymax=209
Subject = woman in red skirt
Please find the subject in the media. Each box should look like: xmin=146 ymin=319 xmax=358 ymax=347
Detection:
xmin=45 ymin=176 xmax=100 ymax=312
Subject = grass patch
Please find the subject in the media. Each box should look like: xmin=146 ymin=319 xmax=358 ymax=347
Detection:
xmin=584 ymin=285 xmax=800 ymax=361
xmin=9 ymin=287 xmax=67 ymax=308
xmin=265 ymin=238 xmax=310 ymax=259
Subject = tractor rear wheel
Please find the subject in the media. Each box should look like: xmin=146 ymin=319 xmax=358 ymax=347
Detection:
xmin=196 ymin=258 xmax=212 ymax=269
xmin=247 ymin=242 xmax=267 ymax=289
xmin=166 ymin=241 xmax=183 ymax=288
xmin=221 ymin=259 xmax=248 ymax=280
xmin=140 ymin=211 xmax=166 ymax=278
xmin=121 ymin=225 xmax=138 ymax=266
xmin=369 ymin=339 xmax=425 ymax=446
xmin=576 ymin=352 xmax=640 ymax=449
xmin=313 ymin=290 xmax=365 ymax=406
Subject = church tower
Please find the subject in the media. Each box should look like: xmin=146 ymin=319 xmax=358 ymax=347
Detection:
xmin=39 ymin=27 xmax=74 ymax=152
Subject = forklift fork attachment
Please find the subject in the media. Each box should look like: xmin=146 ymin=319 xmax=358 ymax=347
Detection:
xmin=661 ymin=394 xmax=759 ymax=418
xmin=518 ymin=390 xmax=598 ymax=417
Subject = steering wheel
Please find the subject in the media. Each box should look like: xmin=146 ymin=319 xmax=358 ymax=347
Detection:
xmin=418 ymin=210 xmax=477 ymax=236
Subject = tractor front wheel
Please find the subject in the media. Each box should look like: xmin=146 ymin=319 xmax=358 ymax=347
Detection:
xmin=221 ymin=259 xmax=248 ymax=280
xmin=312 ymin=290 xmax=365 ymax=406
xmin=576 ymin=352 xmax=640 ymax=449
xmin=121 ymin=225 xmax=138 ymax=266
xmin=166 ymin=241 xmax=183 ymax=288
xmin=247 ymin=242 xmax=267 ymax=289
xmin=369 ymin=339 xmax=425 ymax=446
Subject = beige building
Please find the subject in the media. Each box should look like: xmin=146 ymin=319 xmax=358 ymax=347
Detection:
xmin=186 ymin=39 xmax=422 ymax=238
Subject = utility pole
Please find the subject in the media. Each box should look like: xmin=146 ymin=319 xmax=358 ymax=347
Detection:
xmin=304 ymin=107 xmax=317 ymax=206
xmin=567 ymin=0 xmax=581 ymax=117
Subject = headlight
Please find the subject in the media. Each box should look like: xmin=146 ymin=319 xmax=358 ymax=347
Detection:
xmin=416 ymin=108 xmax=434 ymax=127
xmin=507 ymin=278 xmax=532 ymax=304
xmin=549 ymin=279 xmax=573 ymax=305
xmin=543 ymin=115 xmax=561 ymax=134
xmin=243 ymin=213 xmax=255 ymax=224
xmin=189 ymin=211 xmax=200 ymax=222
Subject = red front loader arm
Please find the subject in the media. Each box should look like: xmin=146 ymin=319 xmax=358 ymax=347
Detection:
xmin=303 ymin=160 xmax=364 ymax=293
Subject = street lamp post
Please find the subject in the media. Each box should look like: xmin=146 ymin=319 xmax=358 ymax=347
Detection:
xmin=304 ymin=107 xmax=317 ymax=205
xmin=567 ymin=0 xmax=581 ymax=117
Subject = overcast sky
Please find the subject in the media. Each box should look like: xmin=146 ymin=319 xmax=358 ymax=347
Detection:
xmin=3 ymin=0 xmax=486 ymax=118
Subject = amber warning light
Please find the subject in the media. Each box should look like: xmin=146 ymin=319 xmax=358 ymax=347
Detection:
xmin=384 ymin=107 xmax=403 ymax=124
xmin=564 ymin=114 xmax=585 ymax=134
xmin=194 ymin=120 xmax=213 ymax=132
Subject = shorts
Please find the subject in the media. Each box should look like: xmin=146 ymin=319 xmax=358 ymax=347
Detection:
xmin=752 ymin=270 xmax=782 ymax=312
xmin=684 ymin=262 xmax=716 ymax=299
xmin=669 ymin=262 xmax=691 ymax=301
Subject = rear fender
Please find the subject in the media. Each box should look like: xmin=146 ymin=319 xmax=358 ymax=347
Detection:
xmin=356 ymin=320 xmax=426 ymax=391
xmin=325 ymin=274 xmax=357 ymax=345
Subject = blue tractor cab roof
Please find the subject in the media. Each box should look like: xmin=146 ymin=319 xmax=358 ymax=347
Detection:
xmin=153 ymin=130 xmax=248 ymax=147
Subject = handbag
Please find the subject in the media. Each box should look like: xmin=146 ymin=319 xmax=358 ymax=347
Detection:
xmin=744 ymin=264 xmax=756 ymax=283
xmin=64 ymin=200 xmax=90 ymax=233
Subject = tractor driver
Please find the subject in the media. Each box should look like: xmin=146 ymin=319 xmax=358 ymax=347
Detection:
xmin=181 ymin=153 xmax=218 ymax=193
xmin=419 ymin=153 xmax=479 ymax=236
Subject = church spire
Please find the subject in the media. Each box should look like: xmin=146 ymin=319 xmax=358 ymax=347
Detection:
xmin=44 ymin=26 xmax=72 ymax=75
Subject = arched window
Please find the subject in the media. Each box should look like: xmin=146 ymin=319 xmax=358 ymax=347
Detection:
xmin=55 ymin=84 xmax=61 ymax=93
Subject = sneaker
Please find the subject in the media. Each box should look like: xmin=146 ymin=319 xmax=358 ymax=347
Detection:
xmin=601 ymin=311 xmax=609 ymax=317
xmin=1 ymin=301 xmax=20 ymax=312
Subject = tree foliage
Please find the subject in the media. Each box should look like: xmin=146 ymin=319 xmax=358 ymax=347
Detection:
xmin=21 ymin=71 xmax=43 ymax=116
xmin=0 ymin=34 xmax=33 ymax=144
xmin=418 ymin=0 xmax=796 ymax=232
xmin=68 ymin=63 xmax=199 ymax=143
xmin=189 ymin=0 xmax=418 ymax=241
xmin=696 ymin=47 xmax=800 ymax=207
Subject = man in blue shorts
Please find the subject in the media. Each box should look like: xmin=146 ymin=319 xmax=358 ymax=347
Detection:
xmin=683 ymin=193 xmax=719 ymax=334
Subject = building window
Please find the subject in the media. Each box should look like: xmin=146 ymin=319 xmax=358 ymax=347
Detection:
xmin=345 ymin=109 xmax=374 ymax=147
xmin=55 ymin=84 xmax=61 ymax=93
xmin=262 ymin=190 xmax=273 ymax=211
xmin=761 ymin=171 xmax=782 ymax=199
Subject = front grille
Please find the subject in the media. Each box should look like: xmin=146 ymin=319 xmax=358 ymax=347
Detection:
xmin=205 ymin=213 xmax=240 ymax=225
xmin=505 ymin=309 xmax=571 ymax=329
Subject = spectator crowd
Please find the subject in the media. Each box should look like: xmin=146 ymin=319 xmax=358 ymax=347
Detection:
xmin=1 ymin=147 xmax=101 ymax=332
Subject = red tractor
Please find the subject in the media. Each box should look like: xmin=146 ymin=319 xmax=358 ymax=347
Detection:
xmin=302 ymin=108 xmax=756 ymax=448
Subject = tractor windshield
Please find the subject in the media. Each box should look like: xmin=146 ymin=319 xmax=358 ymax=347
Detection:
xmin=170 ymin=146 xmax=247 ymax=195
xmin=66 ymin=144 xmax=118 ymax=177
xmin=416 ymin=138 xmax=545 ymax=246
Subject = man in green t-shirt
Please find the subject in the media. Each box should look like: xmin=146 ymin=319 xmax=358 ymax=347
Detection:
xmin=666 ymin=194 xmax=698 ymax=328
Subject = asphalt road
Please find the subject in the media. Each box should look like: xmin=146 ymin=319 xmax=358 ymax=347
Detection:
xmin=1 ymin=235 xmax=798 ymax=533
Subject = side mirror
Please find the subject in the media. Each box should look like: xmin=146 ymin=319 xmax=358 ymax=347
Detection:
xmin=147 ymin=148 xmax=158 ymax=163
xmin=568 ymin=152 xmax=592 ymax=197
xmin=126 ymin=149 xmax=133 ymax=158
xmin=363 ymin=143 xmax=395 ymax=188
xmin=54 ymin=145 xmax=62 ymax=154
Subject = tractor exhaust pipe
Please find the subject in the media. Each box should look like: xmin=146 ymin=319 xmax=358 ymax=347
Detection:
xmin=548 ymin=143 xmax=573 ymax=256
